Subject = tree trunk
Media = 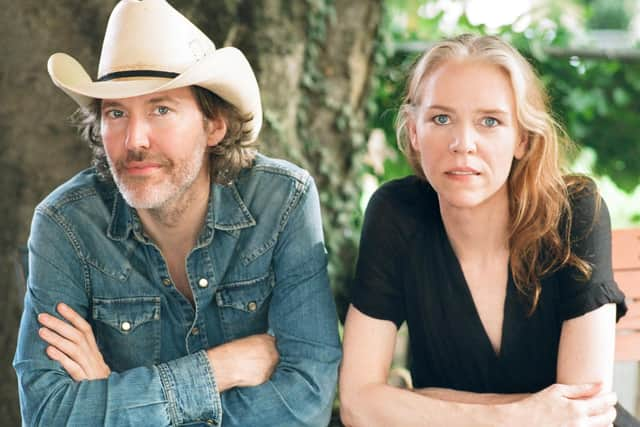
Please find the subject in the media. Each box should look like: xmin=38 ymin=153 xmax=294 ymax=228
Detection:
xmin=0 ymin=0 xmax=382 ymax=423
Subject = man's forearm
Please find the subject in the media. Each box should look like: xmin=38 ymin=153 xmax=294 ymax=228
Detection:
xmin=206 ymin=333 xmax=278 ymax=392
xmin=17 ymin=339 xmax=220 ymax=427
xmin=219 ymin=341 xmax=341 ymax=427
xmin=17 ymin=362 xmax=172 ymax=426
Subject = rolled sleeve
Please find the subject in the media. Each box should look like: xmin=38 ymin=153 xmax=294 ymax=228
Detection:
xmin=157 ymin=350 xmax=222 ymax=425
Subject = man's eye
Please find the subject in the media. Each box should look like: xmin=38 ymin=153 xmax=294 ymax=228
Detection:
xmin=106 ymin=110 xmax=124 ymax=119
xmin=156 ymin=106 xmax=170 ymax=115
xmin=482 ymin=117 xmax=499 ymax=127
xmin=433 ymin=114 xmax=450 ymax=125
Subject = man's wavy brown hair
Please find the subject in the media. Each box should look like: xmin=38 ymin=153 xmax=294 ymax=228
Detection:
xmin=396 ymin=34 xmax=596 ymax=313
xmin=71 ymin=86 xmax=257 ymax=185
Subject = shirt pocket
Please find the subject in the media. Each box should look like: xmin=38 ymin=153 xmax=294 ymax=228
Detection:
xmin=92 ymin=296 xmax=161 ymax=372
xmin=216 ymin=271 xmax=275 ymax=340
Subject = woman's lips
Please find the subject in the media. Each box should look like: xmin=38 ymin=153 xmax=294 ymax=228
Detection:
xmin=445 ymin=167 xmax=480 ymax=176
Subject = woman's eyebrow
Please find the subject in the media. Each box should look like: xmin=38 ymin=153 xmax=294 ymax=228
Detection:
xmin=475 ymin=108 xmax=509 ymax=115
xmin=424 ymin=104 xmax=455 ymax=112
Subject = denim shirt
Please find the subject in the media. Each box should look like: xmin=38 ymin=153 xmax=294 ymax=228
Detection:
xmin=14 ymin=154 xmax=342 ymax=426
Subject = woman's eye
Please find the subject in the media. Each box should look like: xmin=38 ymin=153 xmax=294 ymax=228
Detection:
xmin=433 ymin=114 xmax=450 ymax=125
xmin=482 ymin=117 xmax=499 ymax=127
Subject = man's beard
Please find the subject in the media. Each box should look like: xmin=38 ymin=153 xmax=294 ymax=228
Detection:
xmin=108 ymin=148 xmax=207 ymax=210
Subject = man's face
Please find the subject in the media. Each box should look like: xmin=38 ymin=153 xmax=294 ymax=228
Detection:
xmin=100 ymin=87 xmax=225 ymax=210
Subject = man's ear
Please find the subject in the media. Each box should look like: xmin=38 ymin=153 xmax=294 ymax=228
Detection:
xmin=205 ymin=116 xmax=227 ymax=147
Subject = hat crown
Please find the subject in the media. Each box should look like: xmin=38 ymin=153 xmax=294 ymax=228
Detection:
xmin=98 ymin=0 xmax=216 ymax=79
xmin=47 ymin=0 xmax=263 ymax=141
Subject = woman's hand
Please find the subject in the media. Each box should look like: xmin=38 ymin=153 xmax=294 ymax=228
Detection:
xmin=38 ymin=303 xmax=111 ymax=381
xmin=512 ymin=383 xmax=616 ymax=427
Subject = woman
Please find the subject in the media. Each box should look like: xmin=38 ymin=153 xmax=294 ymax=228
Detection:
xmin=340 ymin=34 xmax=631 ymax=426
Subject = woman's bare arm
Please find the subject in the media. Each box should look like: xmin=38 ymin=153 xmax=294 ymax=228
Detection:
xmin=339 ymin=305 xmax=617 ymax=427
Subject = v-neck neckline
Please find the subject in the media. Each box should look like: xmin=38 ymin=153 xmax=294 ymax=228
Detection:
xmin=438 ymin=215 xmax=512 ymax=361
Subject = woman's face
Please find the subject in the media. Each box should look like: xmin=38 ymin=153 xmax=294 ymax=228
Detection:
xmin=409 ymin=59 xmax=526 ymax=212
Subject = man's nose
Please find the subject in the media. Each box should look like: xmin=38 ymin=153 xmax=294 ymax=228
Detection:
xmin=125 ymin=114 xmax=150 ymax=150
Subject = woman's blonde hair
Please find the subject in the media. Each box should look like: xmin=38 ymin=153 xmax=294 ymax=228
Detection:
xmin=396 ymin=34 xmax=595 ymax=312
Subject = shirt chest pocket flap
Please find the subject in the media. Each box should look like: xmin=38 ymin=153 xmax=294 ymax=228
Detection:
xmin=215 ymin=272 xmax=275 ymax=313
xmin=91 ymin=296 xmax=161 ymax=371
xmin=92 ymin=296 xmax=161 ymax=334
xmin=215 ymin=272 xmax=274 ymax=339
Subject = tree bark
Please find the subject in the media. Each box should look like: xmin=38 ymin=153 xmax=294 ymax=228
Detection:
xmin=0 ymin=0 xmax=382 ymax=423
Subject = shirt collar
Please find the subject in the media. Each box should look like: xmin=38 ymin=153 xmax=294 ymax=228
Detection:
xmin=107 ymin=181 xmax=256 ymax=242
xmin=107 ymin=192 xmax=143 ymax=242
xmin=211 ymin=182 xmax=256 ymax=231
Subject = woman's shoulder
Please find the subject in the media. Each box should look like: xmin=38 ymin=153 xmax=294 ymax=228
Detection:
xmin=563 ymin=175 xmax=603 ymax=234
xmin=369 ymin=175 xmax=439 ymax=218
xmin=565 ymin=175 xmax=599 ymax=204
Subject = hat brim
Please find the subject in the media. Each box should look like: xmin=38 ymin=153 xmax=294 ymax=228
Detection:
xmin=48 ymin=47 xmax=262 ymax=141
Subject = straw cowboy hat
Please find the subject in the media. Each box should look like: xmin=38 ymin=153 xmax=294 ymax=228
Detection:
xmin=47 ymin=0 xmax=262 ymax=141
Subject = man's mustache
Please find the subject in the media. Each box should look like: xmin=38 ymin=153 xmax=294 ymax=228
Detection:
xmin=115 ymin=150 xmax=171 ymax=169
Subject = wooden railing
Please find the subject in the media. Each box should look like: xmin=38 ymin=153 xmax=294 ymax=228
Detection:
xmin=613 ymin=228 xmax=640 ymax=362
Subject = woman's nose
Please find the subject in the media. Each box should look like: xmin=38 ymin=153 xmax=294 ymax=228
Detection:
xmin=448 ymin=125 xmax=477 ymax=154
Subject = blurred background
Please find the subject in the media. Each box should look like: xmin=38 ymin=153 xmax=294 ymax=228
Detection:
xmin=1 ymin=0 xmax=638 ymax=424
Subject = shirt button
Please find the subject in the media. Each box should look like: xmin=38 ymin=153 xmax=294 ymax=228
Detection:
xmin=247 ymin=301 xmax=257 ymax=312
xmin=198 ymin=278 xmax=209 ymax=288
xmin=191 ymin=327 xmax=200 ymax=336
xmin=121 ymin=321 xmax=132 ymax=331
xmin=162 ymin=278 xmax=172 ymax=287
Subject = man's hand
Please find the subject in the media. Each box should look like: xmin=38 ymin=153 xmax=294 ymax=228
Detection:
xmin=207 ymin=334 xmax=279 ymax=392
xmin=38 ymin=303 xmax=111 ymax=381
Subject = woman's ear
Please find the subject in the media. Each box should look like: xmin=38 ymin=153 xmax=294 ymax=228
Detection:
xmin=514 ymin=131 xmax=528 ymax=160
xmin=408 ymin=119 xmax=419 ymax=152
xmin=205 ymin=116 xmax=227 ymax=147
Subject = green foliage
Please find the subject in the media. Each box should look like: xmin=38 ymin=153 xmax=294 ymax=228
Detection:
xmin=534 ymin=53 xmax=640 ymax=192
xmin=586 ymin=0 xmax=632 ymax=30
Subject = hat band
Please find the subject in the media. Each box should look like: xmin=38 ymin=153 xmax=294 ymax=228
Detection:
xmin=97 ymin=70 xmax=180 ymax=82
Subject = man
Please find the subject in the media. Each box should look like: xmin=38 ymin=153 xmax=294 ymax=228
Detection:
xmin=13 ymin=1 xmax=341 ymax=425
